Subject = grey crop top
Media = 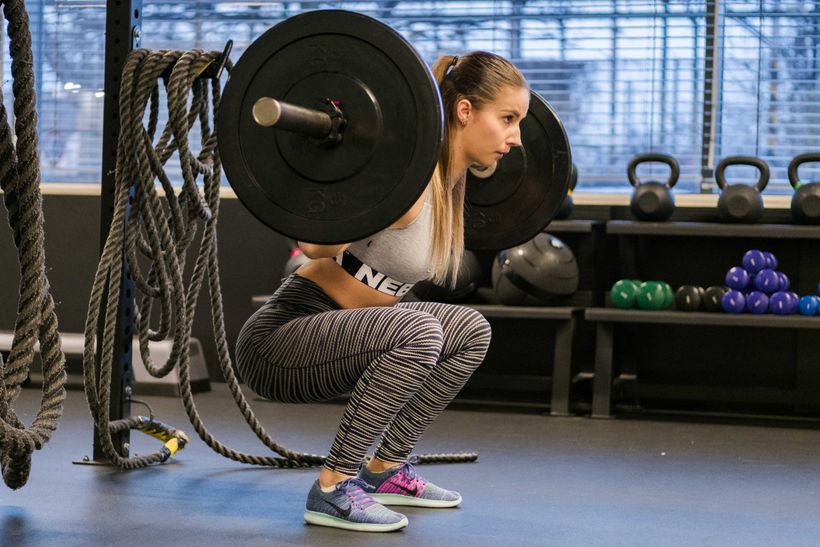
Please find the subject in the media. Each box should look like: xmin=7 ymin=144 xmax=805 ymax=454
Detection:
xmin=335 ymin=189 xmax=433 ymax=297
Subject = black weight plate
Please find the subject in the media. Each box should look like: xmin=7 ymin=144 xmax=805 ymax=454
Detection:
xmin=219 ymin=10 xmax=442 ymax=244
xmin=464 ymin=91 xmax=572 ymax=251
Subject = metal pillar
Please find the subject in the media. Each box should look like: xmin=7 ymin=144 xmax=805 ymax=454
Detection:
xmin=92 ymin=0 xmax=143 ymax=463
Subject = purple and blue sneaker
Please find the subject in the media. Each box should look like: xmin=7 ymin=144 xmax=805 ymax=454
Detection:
xmin=304 ymin=477 xmax=408 ymax=532
xmin=359 ymin=461 xmax=462 ymax=508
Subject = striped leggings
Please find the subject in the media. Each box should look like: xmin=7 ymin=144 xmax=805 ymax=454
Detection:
xmin=235 ymin=274 xmax=492 ymax=475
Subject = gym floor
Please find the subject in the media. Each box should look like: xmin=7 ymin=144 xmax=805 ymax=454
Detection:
xmin=4 ymin=385 xmax=820 ymax=546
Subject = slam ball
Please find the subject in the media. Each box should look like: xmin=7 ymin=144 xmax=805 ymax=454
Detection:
xmin=492 ymin=233 xmax=580 ymax=306
xmin=413 ymin=250 xmax=482 ymax=303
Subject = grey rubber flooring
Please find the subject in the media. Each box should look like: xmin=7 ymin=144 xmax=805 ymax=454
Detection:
xmin=4 ymin=385 xmax=820 ymax=546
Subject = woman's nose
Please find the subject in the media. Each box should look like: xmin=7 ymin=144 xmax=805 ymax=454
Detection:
xmin=508 ymin=127 xmax=522 ymax=147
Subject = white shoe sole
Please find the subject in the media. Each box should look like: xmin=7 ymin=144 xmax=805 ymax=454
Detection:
xmin=304 ymin=511 xmax=409 ymax=532
xmin=370 ymin=493 xmax=462 ymax=508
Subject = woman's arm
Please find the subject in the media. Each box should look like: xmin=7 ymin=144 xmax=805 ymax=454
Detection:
xmin=297 ymin=241 xmax=352 ymax=259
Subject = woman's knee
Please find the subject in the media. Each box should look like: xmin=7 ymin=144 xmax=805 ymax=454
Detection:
xmin=456 ymin=307 xmax=492 ymax=352
xmin=389 ymin=310 xmax=444 ymax=364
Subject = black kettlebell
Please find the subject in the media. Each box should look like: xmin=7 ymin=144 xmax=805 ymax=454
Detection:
xmin=628 ymin=153 xmax=679 ymax=221
xmin=554 ymin=163 xmax=577 ymax=220
xmin=715 ymin=156 xmax=769 ymax=223
xmin=789 ymin=152 xmax=820 ymax=224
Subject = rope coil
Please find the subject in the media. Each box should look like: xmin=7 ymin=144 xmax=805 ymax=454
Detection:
xmin=0 ymin=0 xmax=67 ymax=490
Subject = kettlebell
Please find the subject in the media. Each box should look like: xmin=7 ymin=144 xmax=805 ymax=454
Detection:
xmin=789 ymin=152 xmax=820 ymax=224
xmin=628 ymin=153 xmax=679 ymax=221
xmin=554 ymin=163 xmax=577 ymax=220
xmin=715 ymin=156 xmax=769 ymax=223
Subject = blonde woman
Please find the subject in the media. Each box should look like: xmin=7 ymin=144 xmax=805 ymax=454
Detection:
xmin=236 ymin=51 xmax=529 ymax=533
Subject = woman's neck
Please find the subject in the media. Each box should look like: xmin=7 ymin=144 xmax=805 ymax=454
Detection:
xmin=448 ymin=141 xmax=470 ymax=184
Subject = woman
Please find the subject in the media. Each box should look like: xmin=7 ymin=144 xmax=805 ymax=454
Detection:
xmin=236 ymin=51 xmax=529 ymax=533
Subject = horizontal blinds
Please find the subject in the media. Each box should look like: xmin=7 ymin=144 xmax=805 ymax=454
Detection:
xmin=718 ymin=1 xmax=820 ymax=192
xmin=2 ymin=1 xmax=817 ymax=192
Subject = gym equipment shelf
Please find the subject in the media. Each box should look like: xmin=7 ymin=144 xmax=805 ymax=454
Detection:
xmin=584 ymin=307 xmax=820 ymax=419
xmin=547 ymin=219 xmax=600 ymax=233
xmin=607 ymin=220 xmax=820 ymax=239
xmin=468 ymin=305 xmax=580 ymax=417
xmin=586 ymin=307 xmax=820 ymax=328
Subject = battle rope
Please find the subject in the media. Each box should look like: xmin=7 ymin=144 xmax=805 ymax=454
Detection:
xmin=85 ymin=46 xmax=476 ymax=469
xmin=0 ymin=0 xmax=67 ymax=490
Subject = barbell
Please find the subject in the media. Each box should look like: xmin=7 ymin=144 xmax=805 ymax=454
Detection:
xmin=218 ymin=9 xmax=572 ymax=250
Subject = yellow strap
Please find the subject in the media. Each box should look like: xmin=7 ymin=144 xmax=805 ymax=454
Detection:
xmin=164 ymin=438 xmax=181 ymax=457
xmin=195 ymin=60 xmax=214 ymax=78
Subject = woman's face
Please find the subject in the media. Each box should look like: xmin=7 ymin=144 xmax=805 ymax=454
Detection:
xmin=458 ymin=86 xmax=530 ymax=169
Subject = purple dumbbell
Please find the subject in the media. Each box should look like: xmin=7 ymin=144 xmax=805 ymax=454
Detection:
xmin=742 ymin=249 xmax=767 ymax=274
xmin=776 ymin=272 xmax=790 ymax=291
xmin=770 ymin=291 xmax=797 ymax=315
xmin=754 ymin=269 xmax=780 ymax=294
xmin=721 ymin=290 xmax=746 ymax=313
xmin=746 ymin=291 xmax=769 ymax=314
xmin=763 ymin=251 xmax=778 ymax=270
xmin=725 ymin=267 xmax=750 ymax=290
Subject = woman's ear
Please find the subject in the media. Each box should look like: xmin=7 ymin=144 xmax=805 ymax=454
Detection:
xmin=456 ymin=98 xmax=473 ymax=126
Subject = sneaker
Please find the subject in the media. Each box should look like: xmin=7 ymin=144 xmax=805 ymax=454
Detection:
xmin=359 ymin=461 xmax=462 ymax=508
xmin=304 ymin=477 xmax=409 ymax=532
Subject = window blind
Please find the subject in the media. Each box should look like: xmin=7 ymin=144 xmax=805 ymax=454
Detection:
xmin=2 ymin=1 xmax=817 ymax=192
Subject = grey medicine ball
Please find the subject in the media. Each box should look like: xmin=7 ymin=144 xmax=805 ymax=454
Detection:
xmin=491 ymin=233 xmax=579 ymax=306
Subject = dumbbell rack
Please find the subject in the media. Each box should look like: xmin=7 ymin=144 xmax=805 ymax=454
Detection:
xmin=585 ymin=308 xmax=820 ymax=418
xmin=586 ymin=219 xmax=820 ymax=419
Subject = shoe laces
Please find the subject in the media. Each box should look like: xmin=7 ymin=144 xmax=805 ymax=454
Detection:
xmin=395 ymin=462 xmax=423 ymax=488
xmin=337 ymin=477 xmax=377 ymax=509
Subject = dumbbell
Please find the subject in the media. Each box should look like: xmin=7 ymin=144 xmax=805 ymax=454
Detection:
xmin=702 ymin=286 xmax=728 ymax=312
xmin=799 ymin=295 xmax=818 ymax=316
xmin=721 ymin=289 xmax=746 ymax=314
xmin=610 ymin=279 xmax=640 ymax=309
xmin=770 ymin=291 xmax=799 ymax=315
xmin=674 ymin=285 xmax=703 ymax=311
xmin=746 ymin=291 xmax=769 ymax=314
xmin=637 ymin=281 xmax=668 ymax=310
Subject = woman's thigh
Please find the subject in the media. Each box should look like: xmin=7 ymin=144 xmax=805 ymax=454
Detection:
xmin=237 ymin=304 xmax=443 ymax=402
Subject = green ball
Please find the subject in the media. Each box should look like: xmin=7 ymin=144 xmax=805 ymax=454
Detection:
xmin=610 ymin=279 xmax=639 ymax=309
xmin=658 ymin=282 xmax=674 ymax=309
xmin=637 ymin=281 xmax=666 ymax=310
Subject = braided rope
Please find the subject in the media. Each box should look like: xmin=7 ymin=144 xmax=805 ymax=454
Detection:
xmin=85 ymin=47 xmax=476 ymax=470
xmin=0 ymin=0 xmax=67 ymax=490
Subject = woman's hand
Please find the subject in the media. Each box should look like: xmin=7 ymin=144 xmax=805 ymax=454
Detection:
xmin=297 ymin=241 xmax=352 ymax=259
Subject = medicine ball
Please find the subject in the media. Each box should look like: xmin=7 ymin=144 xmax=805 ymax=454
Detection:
xmin=491 ymin=233 xmax=579 ymax=306
xmin=283 ymin=247 xmax=310 ymax=277
xmin=412 ymin=250 xmax=482 ymax=303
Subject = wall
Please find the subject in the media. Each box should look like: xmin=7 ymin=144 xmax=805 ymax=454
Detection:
xmin=0 ymin=194 xmax=290 ymax=384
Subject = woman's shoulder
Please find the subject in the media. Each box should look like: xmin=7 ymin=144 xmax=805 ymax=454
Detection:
xmin=389 ymin=186 xmax=431 ymax=230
